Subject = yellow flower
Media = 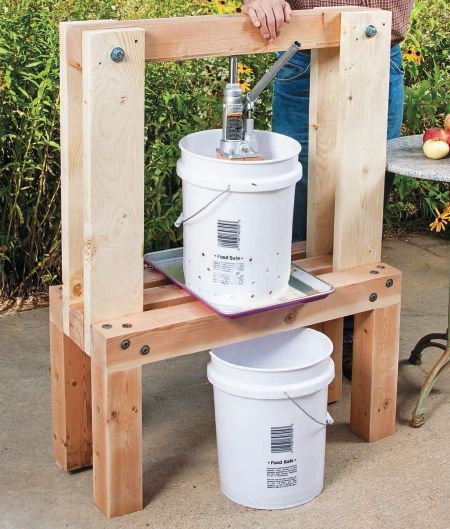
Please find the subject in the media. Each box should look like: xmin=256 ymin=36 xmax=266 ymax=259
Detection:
xmin=238 ymin=63 xmax=253 ymax=76
xmin=215 ymin=0 xmax=237 ymax=14
xmin=403 ymin=45 xmax=423 ymax=64
xmin=413 ymin=49 xmax=423 ymax=64
xmin=429 ymin=207 xmax=450 ymax=233
xmin=238 ymin=78 xmax=251 ymax=92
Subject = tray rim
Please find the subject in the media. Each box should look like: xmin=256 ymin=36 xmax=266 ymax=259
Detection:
xmin=143 ymin=247 xmax=335 ymax=318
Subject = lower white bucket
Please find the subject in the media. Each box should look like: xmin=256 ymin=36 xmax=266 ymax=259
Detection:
xmin=207 ymin=328 xmax=334 ymax=510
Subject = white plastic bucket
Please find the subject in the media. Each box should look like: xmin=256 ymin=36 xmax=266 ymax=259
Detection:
xmin=177 ymin=129 xmax=301 ymax=309
xmin=207 ymin=327 xmax=334 ymax=510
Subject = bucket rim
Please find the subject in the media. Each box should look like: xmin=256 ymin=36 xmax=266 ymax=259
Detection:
xmin=179 ymin=129 xmax=301 ymax=165
xmin=207 ymin=358 xmax=335 ymax=399
xmin=210 ymin=330 xmax=333 ymax=373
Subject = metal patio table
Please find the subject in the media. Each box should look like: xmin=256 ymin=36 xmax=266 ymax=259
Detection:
xmin=386 ymin=134 xmax=449 ymax=427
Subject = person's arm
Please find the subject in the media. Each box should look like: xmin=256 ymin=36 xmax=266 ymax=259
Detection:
xmin=242 ymin=0 xmax=292 ymax=42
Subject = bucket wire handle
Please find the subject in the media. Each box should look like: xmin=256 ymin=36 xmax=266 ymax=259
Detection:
xmin=174 ymin=185 xmax=231 ymax=228
xmin=284 ymin=392 xmax=334 ymax=427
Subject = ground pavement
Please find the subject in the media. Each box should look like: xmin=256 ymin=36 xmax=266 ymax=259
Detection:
xmin=1 ymin=235 xmax=449 ymax=529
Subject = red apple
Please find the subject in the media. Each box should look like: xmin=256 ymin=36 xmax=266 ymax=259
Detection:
xmin=444 ymin=114 xmax=450 ymax=132
xmin=423 ymin=128 xmax=450 ymax=145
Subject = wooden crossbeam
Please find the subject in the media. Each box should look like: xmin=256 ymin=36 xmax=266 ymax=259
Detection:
xmin=52 ymin=255 xmax=328 ymax=354
xmin=89 ymin=262 xmax=401 ymax=372
xmin=50 ymin=253 xmax=333 ymax=353
xmin=62 ymin=11 xmax=340 ymax=69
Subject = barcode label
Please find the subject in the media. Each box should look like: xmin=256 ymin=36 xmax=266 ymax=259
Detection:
xmin=217 ymin=220 xmax=240 ymax=250
xmin=271 ymin=425 xmax=293 ymax=453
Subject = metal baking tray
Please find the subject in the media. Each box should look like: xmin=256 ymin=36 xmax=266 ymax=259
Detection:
xmin=144 ymin=247 xmax=334 ymax=318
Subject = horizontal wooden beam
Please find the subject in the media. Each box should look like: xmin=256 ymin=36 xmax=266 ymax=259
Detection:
xmin=90 ymin=262 xmax=401 ymax=372
xmin=53 ymin=252 xmax=330 ymax=354
xmin=62 ymin=11 xmax=341 ymax=69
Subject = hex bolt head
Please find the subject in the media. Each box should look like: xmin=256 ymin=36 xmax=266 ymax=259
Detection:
xmin=102 ymin=323 xmax=112 ymax=329
xmin=140 ymin=345 xmax=150 ymax=355
xmin=369 ymin=293 xmax=378 ymax=302
xmin=110 ymin=47 xmax=125 ymax=63
xmin=386 ymin=279 xmax=394 ymax=288
xmin=365 ymin=25 xmax=377 ymax=38
xmin=120 ymin=339 xmax=130 ymax=350
xmin=377 ymin=264 xmax=386 ymax=269
xmin=370 ymin=270 xmax=379 ymax=274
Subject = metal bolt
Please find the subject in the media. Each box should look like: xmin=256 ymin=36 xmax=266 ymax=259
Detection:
xmin=365 ymin=25 xmax=377 ymax=38
xmin=102 ymin=323 xmax=112 ymax=329
xmin=386 ymin=279 xmax=394 ymax=288
xmin=120 ymin=339 xmax=130 ymax=350
xmin=140 ymin=345 xmax=150 ymax=355
xmin=110 ymin=47 xmax=125 ymax=62
xmin=369 ymin=293 xmax=378 ymax=302
xmin=122 ymin=323 xmax=132 ymax=328
xmin=377 ymin=265 xmax=386 ymax=269
xmin=370 ymin=270 xmax=379 ymax=274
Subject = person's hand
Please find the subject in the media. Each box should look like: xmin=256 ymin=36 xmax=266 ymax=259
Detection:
xmin=243 ymin=0 xmax=292 ymax=43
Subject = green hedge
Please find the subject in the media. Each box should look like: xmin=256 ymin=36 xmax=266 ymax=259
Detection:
xmin=387 ymin=0 xmax=450 ymax=229
xmin=0 ymin=0 xmax=449 ymax=297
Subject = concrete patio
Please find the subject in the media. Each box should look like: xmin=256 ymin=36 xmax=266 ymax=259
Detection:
xmin=1 ymin=235 xmax=448 ymax=529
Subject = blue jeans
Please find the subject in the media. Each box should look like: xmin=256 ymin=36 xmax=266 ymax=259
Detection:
xmin=272 ymin=44 xmax=404 ymax=241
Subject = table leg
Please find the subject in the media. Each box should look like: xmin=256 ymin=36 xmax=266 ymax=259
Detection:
xmin=408 ymin=331 xmax=447 ymax=365
xmin=409 ymin=346 xmax=450 ymax=427
xmin=410 ymin=277 xmax=450 ymax=427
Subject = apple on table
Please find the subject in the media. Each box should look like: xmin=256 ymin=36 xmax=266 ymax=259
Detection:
xmin=422 ymin=114 xmax=450 ymax=160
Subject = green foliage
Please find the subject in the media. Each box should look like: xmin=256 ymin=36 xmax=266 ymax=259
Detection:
xmin=0 ymin=0 xmax=448 ymax=297
xmin=0 ymin=1 xmax=61 ymax=294
xmin=386 ymin=0 xmax=450 ymax=230
xmin=401 ymin=0 xmax=450 ymax=133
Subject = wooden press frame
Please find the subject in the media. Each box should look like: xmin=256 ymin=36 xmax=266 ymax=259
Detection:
xmin=50 ymin=8 xmax=402 ymax=517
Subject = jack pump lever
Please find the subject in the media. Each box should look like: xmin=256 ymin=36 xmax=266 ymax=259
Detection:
xmin=219 ymin=41 xmax=301 ymax=159
xmin=245 ymin=41 xmax=301 ymax=109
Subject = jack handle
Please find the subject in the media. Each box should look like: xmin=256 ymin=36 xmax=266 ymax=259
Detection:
xmin=245 ymin=41 xmax=301 ymax=110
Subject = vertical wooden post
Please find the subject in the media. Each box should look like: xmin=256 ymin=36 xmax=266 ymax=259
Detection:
xmin=50 ymin=320 xmax=92 ymax=471
xmin=351 ymin=304 xmax=401 ymax=441
xmin=60 ymin=24 xmax=84 ymax=336
xmin=307 ymin=43 xmax=343 ymax=402
xmin=82 ymin=27 xmax=145 ymax=353
xmin=332 ymin=10 xmax=391 ymax=270
xmin=306 ymin=46 xmax=340 ymax=257
xmin=91 ymin=359 xmax=143 ymax=517
xmin=81 ymin=27 xmax=145 ymax=516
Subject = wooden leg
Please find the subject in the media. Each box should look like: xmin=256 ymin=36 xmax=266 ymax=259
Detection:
xmin=351 ymin=304 xmax=401 ymax=441
xmin=323 ymin=318 xmax=343 ymax=403
xmin=50 ymin=321 xmax=92 ymax=471
xmin=91 ymin=361 xmax=142 ymax=517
